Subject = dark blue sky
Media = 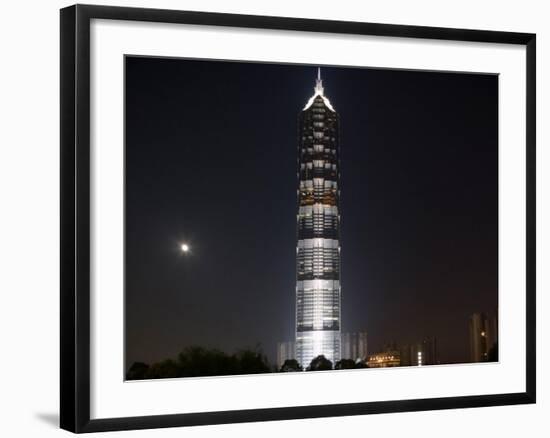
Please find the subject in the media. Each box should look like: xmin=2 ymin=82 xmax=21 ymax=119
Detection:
xmin=125 ymin=56 xmax=498 ymax=367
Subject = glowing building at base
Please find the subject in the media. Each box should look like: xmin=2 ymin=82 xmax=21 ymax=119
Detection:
xmin=295 ymin=69 xmax=341 ymax=368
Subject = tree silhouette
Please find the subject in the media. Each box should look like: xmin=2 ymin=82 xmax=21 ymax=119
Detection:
xmin=146 ymin=359 xmax=179 ymax=379
xmin=334 ymin=359 xmax=356 ymax=370
xmin=235 ymin=348 xmax=271 ymax=374
xmin=280 ymin=359 xmax=302 ymax=372
xmin=307 ymin=355 xmax=333 ymax=371
xmin=126 ymin=361 xmax=149 ymax=380
xmin=126 ymin=345 xmax=271 ymax=380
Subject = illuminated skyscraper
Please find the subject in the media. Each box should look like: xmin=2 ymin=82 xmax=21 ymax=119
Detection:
xmin=295 ymin=69 xmax=341 ymax=368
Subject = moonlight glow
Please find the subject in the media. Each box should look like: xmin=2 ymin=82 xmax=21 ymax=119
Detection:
xmin=180 ymin=243 xmax=190 ymax=253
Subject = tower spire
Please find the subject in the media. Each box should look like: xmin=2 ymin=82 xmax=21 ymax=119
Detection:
xmin=314 ymin=67 xmax=324 ymax=95
xmin=303 ymin=66 xmax=334 ymax=111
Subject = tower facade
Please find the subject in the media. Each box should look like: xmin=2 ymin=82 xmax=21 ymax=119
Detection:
xmin=295 ymin=69 xmax=341 ymax=368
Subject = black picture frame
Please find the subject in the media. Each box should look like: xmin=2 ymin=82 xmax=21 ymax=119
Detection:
xmin=60 ymin=4 xmax=536 ymax=433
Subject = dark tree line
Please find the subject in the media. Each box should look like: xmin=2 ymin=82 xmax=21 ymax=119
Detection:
xmin=279 ymin=355 xmax=368 ymax=372
xmin=127 ymin=348 xmax=370 ymax=380
xmin=127 ymin=346 xmax=271 ymax=380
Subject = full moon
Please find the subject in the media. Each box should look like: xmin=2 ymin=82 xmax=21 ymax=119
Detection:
xmin=180 ymin=243 xmax=190 ymax=253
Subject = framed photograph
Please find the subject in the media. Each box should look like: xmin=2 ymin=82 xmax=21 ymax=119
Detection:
xmin=60 ymin=4 xmax=536 ymax=433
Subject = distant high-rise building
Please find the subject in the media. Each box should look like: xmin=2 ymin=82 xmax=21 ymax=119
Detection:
xmin=276 ymin=341 xmax=296 ymax=369
xmin=400 ymin=344 xmax=418 ymax=366
xmin=341 ymin=332 xmax=368 ymax=362
xmin=295 ymin=69 xmax=341 ymax=368
xmin=399 ymin=337 xmax=438 ymax=366
xmin=422 ymin=336 xmax=438 ymax=365
xmin=469 ymin=312 xmax=498 ymax=362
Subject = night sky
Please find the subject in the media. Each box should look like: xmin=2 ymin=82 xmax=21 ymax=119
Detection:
xmin=125 ymin=56 xmax=498 ymax=368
